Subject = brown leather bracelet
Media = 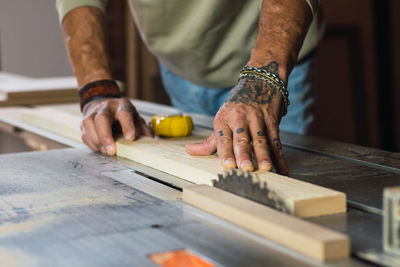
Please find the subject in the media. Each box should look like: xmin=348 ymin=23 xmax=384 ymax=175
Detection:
xmin=79 ymin=79 xmax=121 ymax=112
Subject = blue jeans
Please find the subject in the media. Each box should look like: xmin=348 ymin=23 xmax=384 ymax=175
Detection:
xmin=159 ymin=58 xmax=315 ymax=134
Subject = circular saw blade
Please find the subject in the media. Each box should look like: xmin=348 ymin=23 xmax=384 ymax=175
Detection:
xmin=212 ymin=169 xmax=290 ymax=214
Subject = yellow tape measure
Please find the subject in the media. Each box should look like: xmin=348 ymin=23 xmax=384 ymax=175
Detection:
xmin=150 ymin=114 xmax=193 ymax=137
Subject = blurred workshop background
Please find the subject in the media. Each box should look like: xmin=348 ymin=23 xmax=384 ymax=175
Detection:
xmin=0 ymin=0 xmax=399 ymax=152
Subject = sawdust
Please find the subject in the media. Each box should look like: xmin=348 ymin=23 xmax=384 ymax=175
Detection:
xmin=0 ymin=247 xmax=35 ymax=267
xmin=0 ymin=186 xmax=133 ymax=220
xmin=0 ymin=215 xmax=58 ymax=238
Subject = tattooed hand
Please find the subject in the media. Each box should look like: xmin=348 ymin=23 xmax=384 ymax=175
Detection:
xmin=185 ymin=62 xmax=289 ymax=175
xmin=81 ymin=98 xmax=153 ymax=155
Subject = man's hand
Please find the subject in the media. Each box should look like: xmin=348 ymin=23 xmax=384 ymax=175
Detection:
xmin=61 ymin=7 xmax=154 ymax=155
xmin=186 ymin=0 xmax=314 ymax=175
xmin=186 ymin=63 xmax=288 ymax=175
xmin=81 ymin=97 xmax=153 ymax=155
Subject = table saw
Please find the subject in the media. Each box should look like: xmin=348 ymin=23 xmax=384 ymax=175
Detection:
xmin=0 ymin=100 xmax=399 ymax=266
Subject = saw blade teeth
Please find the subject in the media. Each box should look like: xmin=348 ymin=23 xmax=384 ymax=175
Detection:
xmin=214 ymin=168 xmax=290 ymax=214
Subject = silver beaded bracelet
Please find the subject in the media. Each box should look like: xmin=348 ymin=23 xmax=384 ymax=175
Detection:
xmin=239 ymin=65 xmax=290 ymax=116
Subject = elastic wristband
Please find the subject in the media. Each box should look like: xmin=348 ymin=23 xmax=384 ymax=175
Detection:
xmin=79 ymin=79 xmax=121 ymax=112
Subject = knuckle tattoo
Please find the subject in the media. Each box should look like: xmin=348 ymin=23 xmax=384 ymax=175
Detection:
xmin=236 ymin=128 xmax=245 ymax=134
xmin=273 ymin=138 xmax=282 ymax=149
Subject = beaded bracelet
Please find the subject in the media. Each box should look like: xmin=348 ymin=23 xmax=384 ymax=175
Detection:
xmin=239 ymin=65 xmax=290 ymax=116
xmin=79 ymin=79 xmax=121 ymax=112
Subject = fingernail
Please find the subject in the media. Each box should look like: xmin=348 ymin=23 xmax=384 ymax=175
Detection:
xmin=100 ymin=146 xmax=106 ymax=154
xmin=240 ymin=160 xmax=254 ymax=172
xmin=125 ymin=132 xmax=134 ymax=140
xmin=259 ymin=160 xmax=273 ymax=171
xmin=223 ymin=158 xmax=236 ymax=169
xmin=106 ymin=145 xmax=115 ymax=155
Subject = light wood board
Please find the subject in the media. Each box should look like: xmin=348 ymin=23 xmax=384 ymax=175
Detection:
xmin=0 ymin=73 xmax=79 ymax=105
xmin=21 ymin=107 xmax=82 ymax=142
xmin=20 ymin=105 xmax=347 ymax=218
xmin=183 ymin=184 xmax=350 ymax=262
xmin=116 ymin=137 xmax=346 ymax=217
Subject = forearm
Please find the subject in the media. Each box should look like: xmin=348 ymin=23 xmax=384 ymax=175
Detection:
xmin=247 ymin=0 xmax=313 ymax=83
xmin=59 ymin=6 xmax=152 ymax=156
xmin=62 ymin=6 xmax=111 ymax=87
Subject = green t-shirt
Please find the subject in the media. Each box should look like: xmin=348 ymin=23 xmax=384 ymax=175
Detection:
xmin=56 ymin=0 xmax=323 ymax=88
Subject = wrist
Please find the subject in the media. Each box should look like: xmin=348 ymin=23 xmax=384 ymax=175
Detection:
xmin=246 ymin=56 xmax=289 ymax=84
xmin=75 ymin=70 xmax=112 ymax=88
xmin=238 ymin=66 xmax=290 ymax=116
xmin=79 ymin=79 xmax=121 ymax=112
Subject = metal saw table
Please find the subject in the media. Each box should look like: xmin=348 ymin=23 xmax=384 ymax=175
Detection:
xmin=0 ymin=100 xmax=399 ymax=266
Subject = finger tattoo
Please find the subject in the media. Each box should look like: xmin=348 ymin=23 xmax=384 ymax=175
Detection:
xmin=257 ymin=131 xmax=265 ymax=136
xmin=218 ymin=130 xmax=224 ymax=136
xmin=273 ymin=138 xmax=282 ymax=149
xmin=236 ymin=128 xmax=245 ymax=134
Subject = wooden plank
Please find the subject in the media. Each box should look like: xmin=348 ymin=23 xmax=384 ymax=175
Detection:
xmin=183 ymin=184 xmax=350 ymax=262
xmin=0 ymin=73 xmax=79 ymax=105
xmin=0 ymin=105 xmax=86 ymax=150
xmin=20 ymin=105 xmax=347 ymax=218
xmin=116 ymin=138 xmax=346 ymax=218
xmin=20 ymin=107 xmax=82 ymax=142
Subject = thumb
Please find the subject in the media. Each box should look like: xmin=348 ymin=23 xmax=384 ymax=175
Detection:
xmin=185 ymin=134 xmax=217 ymax=156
